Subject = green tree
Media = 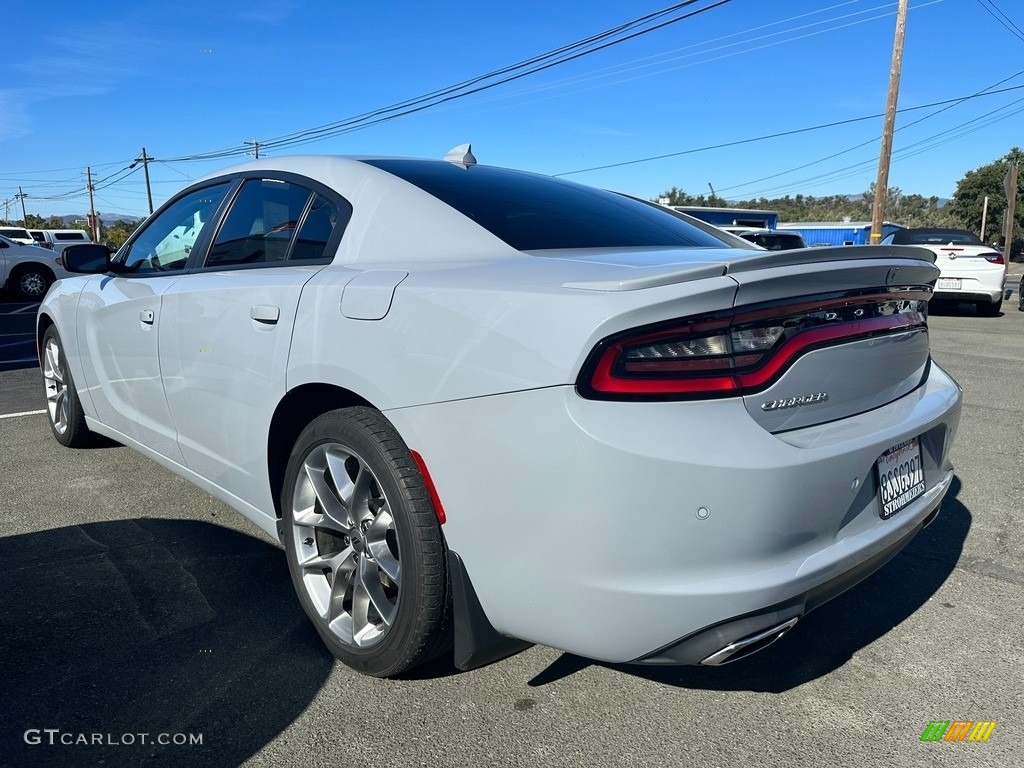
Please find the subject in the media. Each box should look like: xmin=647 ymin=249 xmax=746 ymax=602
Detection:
xmin=948 ymin=148 xmax=1023 ymax=256
xmin=104 ymin=220 xmax=139 ymax=249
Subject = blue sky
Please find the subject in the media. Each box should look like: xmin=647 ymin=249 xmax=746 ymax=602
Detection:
xmin=2 ymin=0 xmax=1022 ymax=220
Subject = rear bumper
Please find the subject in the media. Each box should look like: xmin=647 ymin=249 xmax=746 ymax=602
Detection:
xmin=933 ymin=289 xmax=1003 ymax=304
xmin=386 ymin=362 xmax=961 ymax=664
xmin=635 ymin=490 xmax=945 ymax=665
xmin=933 ymin=272 xmax=1006 ymax=303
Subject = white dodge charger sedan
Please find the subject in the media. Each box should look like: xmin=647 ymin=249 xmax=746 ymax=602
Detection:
xmin=38 ymin=151 xmax=961 ymax=677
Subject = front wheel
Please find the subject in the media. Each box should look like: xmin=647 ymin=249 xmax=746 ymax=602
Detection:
xmin=41 ymin=326 xmax=93 ymax=447
xmin=281 ymin=407 xmax=451 ymax=677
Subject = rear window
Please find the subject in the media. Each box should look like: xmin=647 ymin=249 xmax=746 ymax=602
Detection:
xmin=364 ymin=159 xmax=727 ymax=251
xmin=0 ymin=228 xmax=31 ymax=240
xmin=741 ymin=233 xmax=806 ymax=251
xmin=891 ymin=229 xmax=983 ymax=246
xmin=53 ymin=231 xmax=88 ymax=241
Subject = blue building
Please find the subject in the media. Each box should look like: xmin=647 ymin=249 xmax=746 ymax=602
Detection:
xmin=671 ymin=206 xmax=778 ymax=230
xmin=776 ymin=221 xmax=905 ymax=246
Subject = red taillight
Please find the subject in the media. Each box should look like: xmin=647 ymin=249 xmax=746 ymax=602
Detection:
xmin=578 ymin=290 xmax=930 ymax=400
xmin=982 ymin=252 xmax=1005 ymax=264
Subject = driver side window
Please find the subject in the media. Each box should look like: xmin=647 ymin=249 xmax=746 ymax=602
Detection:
xmin=121 ymin=183 xmax=230 ymax=274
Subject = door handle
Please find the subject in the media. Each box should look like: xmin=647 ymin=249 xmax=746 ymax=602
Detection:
xmin=140 ymin=309 xmax=155 ymax=325
xmin=250 ymin=305 xmax=280 ymax=325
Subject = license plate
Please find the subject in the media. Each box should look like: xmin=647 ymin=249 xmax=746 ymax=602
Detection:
xmin=936 ymin=278 xmax=961 ymax=290
xmin=876 ymin=437 xmax=925 ymax=519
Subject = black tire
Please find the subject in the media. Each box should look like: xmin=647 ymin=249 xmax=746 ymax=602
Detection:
xmin=281 ymin=407 xmax=451 ymax=677
xmin=40 ymin=326 xmax=93 ymax=447
xmin=12 ymin=265 xmax=53 ymax=300
xmin=976 ymin=298 xmax=1001 ymax=317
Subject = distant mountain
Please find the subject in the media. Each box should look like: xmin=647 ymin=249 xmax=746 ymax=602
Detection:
xmin=59 ymin=213 xmax=145 ymax=226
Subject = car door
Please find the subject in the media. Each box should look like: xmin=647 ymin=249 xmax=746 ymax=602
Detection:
xmin=158 ymin=177 xmax=347 ymax=513
xmin=75 ymin=182 xmax=232 ymax=461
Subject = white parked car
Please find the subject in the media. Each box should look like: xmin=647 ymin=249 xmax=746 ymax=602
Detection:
xmin=880 ymin=228 xmax=1007 ymax=315
xmin=0 ymin=226 xmax=37 ymax=245
xmin=0 ymin=234 xmax=72 ymax=300
xmin=38 ymin=152 xmax=961 ymax=677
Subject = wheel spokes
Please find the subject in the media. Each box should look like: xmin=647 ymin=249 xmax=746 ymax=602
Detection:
xmin=300 ymin=449 xmax=354 ymax=534
xmin=290 ymin=440 xmax=402 ymax=649
xmin=43 ymin=340 xmax=68 ymax=433
xmin=365 ymin=509 xmax=400 ymax=582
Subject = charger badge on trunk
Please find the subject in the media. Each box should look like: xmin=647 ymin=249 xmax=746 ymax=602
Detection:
xmin=760 ymin=392 xmax=829 ymax=411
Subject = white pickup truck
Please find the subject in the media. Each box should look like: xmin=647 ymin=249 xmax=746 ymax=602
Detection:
xmin=28 ymin=228 xmax=92 ymax=253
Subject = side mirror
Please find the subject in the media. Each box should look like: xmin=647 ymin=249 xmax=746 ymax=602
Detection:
xmin=62 ymin=244 xmax=114 ymax=274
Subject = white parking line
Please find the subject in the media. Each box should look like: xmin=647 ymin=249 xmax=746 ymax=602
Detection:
xmin=0 ymin=409 xmax=46 ymax=420
xmin=12 ymin=304 xmax=38 ymax=314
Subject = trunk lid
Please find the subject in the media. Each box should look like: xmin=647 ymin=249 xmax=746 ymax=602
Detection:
xmin=566 ymin=245 xmax=939 ymax=434
xmin=726 ymin=250 xmax=938 ymax=433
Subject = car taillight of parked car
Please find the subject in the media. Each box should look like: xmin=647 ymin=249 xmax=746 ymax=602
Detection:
xmin=982 ymin=252 xmax=1005 ymax=264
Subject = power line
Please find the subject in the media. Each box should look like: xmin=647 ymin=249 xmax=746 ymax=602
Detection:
xmin=718 ymin=68 xmax=1024 ymax=195
xmin=554 ymin=82 xmax=1024 ymax=177
xmin=161 ymin=1 xmax=732 ymax=162
xmin=974 ymin=0 xmax=1024 ymax=44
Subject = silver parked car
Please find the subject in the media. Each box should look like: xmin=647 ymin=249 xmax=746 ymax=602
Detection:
xmin=1 ymin=234 xmax=72 ymax=299
xmin=38 ymin=152 xmax=961 ymax=677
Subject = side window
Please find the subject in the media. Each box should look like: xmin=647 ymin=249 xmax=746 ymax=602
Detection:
xmin=290 ymin=194 xmax=347 ymax=261
xmin=205 ymin=179 xmax=312 ymax=268
xmin=122 ymin=183 xmax=230 ymax=274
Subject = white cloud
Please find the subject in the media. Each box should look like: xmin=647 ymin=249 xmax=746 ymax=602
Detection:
xmin=238 ymin=0 xmax=299 ymax=24
xmin=0 ymin=90 xmax=33 ymax=142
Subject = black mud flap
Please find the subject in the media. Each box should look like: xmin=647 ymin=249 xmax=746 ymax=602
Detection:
xmin=450 ymin=551 xmax=533 ymax=670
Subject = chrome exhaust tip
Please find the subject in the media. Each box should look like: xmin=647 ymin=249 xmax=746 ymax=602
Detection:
xmin=699 ymin=617 xmax=799 ymax=666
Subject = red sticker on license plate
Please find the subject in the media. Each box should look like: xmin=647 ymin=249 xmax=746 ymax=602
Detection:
xmin=876 ymin=437 xmax=925 ymax=519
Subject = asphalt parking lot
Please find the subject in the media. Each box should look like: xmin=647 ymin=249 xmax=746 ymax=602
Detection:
xmin=1 ymin=286 xmax=1022 ymax=768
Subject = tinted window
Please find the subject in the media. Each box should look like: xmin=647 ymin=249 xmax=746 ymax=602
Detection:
xmin=364 ymin=159 xmax=727 ymax=251
xmin=206 ymin=179 xmax=312 ymax=267
xmin=742 ymin=233 xmax=806 ymax=251
xmin=53 ymin=231 xmax=87 ymax=241
xmin=121 ymin=183 xmax=230 ymax=274
xmin=290 ymin=194 xmax=346 ymax=261
xmin=891 ymin=229 xmax=983 ymax=246
xmin=30 ymin=231 xmax=46 ymax=243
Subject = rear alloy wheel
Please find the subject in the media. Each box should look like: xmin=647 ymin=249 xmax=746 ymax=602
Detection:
xmin=281 ymin=407 xmax=451 ymax=677
xmin=14 ymin=266 xmax=53 ymax=300
xmin=976 ymin=298 xmax=1001 ymax=317
xmin=41 ymin=326 xmax=93 ymax=447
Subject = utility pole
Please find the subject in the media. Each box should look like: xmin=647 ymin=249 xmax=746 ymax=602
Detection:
xmin=870 ymin=0 xmax=908 ymax=244
xmin=132 ymin=147 xmax=155 ymax=215
xmin=244 ymin=138 xmax=261 ymax=159
xmin=981 ymin=195 xmax=989 ymax=242
xmin=16 ymin=186 xmax=28 ymax=224
xmin=1003 ymin=163 xmax=1018 ymax=264
xmin=86 ymin=167 xmax=99 ymax=242
xmin=2 ymin=198 xmax=9 ymax=223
